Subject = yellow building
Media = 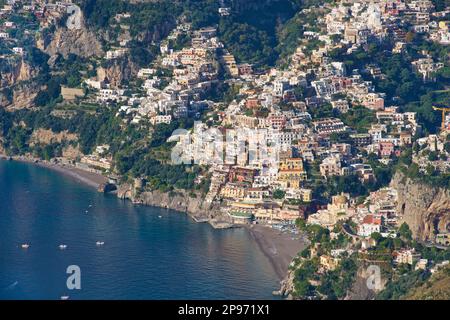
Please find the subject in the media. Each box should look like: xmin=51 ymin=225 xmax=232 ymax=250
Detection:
xmin=301 ymin=189 xmax=312 ymax=202
xmin=219 ymin=183 xmax=246 ymax=199
xmin=254 ymin=208 xmax=274 ymax=222
xmin=221 ymin=54 xmax=239 ymax=77
xmin=439 ymin=21 xmax=449 ymax=31
xmin=285 ymin=188 xmax=312 ymax=202
xmin=278 ymin=158 xmax=307 ymax=188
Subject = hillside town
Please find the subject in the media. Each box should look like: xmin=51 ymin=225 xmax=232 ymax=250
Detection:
xmin=0 ymin=0 xmax=449 ymax=300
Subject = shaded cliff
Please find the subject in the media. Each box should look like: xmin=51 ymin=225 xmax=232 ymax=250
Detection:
xmin=390 ymin=172 xmax=450 ymax=241
xmin=0 ymin=81 xmax=41 ymax=109
xmin=117 ymin=184 xmax=233 ymax=228
xmin=0 ymin=58 xmax=36 ymax=87
xmin=97 ymin=56 xmax=139 ymax=88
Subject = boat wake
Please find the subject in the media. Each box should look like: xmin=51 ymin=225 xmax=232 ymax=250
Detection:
xmin=4 ymin=281 xmax=18 ymax=291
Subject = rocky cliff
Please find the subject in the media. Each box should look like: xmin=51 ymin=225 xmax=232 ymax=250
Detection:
xmin=390 ymin=172 xmax=450 ymax=241
xmin=38 ymin=11 xmax=103 ymax=59
xmin=277 ymin=267 xmax=296 ymax=299
xmin=0 ymin=58 xmax=36 ymax=88
xmin=0 ymin=81 xmax=41 ymax=110
xmin=402 ymin=265 xmax=450 ymax=300
xmin=97 ymin=57 xmax=138 ymax=88
xmin=117 ymin=184 xmax=234 ymax=228
xmin=40 ymin=27 xmax=103 ymax=59
xmin=278 ymin=262 xmax=388 ymax=300
xmin=134 ymin=20 xmax=176 ymax=45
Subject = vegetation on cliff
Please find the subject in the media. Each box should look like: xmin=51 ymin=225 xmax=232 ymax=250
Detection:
xmin=401 ymin=266 xmax=450 ymax=300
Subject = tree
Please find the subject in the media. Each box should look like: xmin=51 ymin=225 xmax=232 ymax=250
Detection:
xmin=445 ymin=142 xmax=450 ymax=153
xmin=296 ymin=218 xmax=307 ymax=231
xmin=398 ymin=223 xmax=412 ymax=241
xmin=371 ymin=232 xmax=382 ymax=243
xmin=428 ymin=151 xmax=438 ymax=161
xmin=295 ymin=280 xmax=313 ymax=298
xmin=273 ymin=189 xmax=286 ymax=199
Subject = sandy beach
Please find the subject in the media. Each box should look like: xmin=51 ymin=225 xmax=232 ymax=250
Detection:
xmin=0 ymin=154 xmax=108 ymax=189
xmin=35 ymin=162 xmax=108 ymax=189
xmin=246 ymin=224 xmax=307 ymax=280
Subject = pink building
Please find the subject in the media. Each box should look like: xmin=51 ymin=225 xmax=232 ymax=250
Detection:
xmin=379 ymin=141 xmax=395 ymax=157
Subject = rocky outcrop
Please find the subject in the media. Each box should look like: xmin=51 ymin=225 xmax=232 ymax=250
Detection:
xmin=135 ymin=20 xmax=175 ymax=44
xmin=277 ymin=268 xmax=296 ymax=299
xmin=10 ymin=86 xmax=40 ymax=110
xmin=402 ymin=265 xmax=450 ymax=300
xmin=1 ymin=81 xmax=41 ymax=110
xmin=346 ymin=264 xmax=388 ymax=300
xmin=0 ymin=58 xmax=36 ymax=88
xmin=40 ymin=11 xmax=103 ymax=59
xmin=98 ymin=183 xmax=117 ymax=193
xmin=29 ymin=128 xmax=78 ymax=146
xmin=390 ymin=172 xmax=450 ymax=241
xmin=97 ymin=57 xmax=138 ymax=88
xmin=42 ymin=27 xmax=103 ymax=58
xmin=117 ymin=184 xmax=233 ymax=228
xmin=0 ymin=57 xmax=41 ymax=109
xmin=62 ymin=145 xmax=83 ymax=161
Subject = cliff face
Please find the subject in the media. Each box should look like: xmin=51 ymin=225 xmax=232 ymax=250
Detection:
xmin=279 ymin=263 xmax=387 ymax=300
xmin=402 ymin=266 xmax=450 ymax=300
xmin=97 ymin=57 xmax=138 ymax=88
xmin=29 ymin=129 xmax=78 ymax=146
xmin=346 ymin=264 xmax=388 ymax=300
xmin=135 ymin=20 xmax=175 ymax=44
xmin=9 ymin=83 xmax=40 ymax=110
xmin=277 ymin=268 xmax=296 ymax=299
xmin=0 ymin=82 xmax=41 ymax=110
xmin=39 ymin=11 xmax=103 ymax=59
xmin=0 ymin=57 xmax=40 ymax=109
xmin=390 ymin=172 xmax=450 ymax=241
xmin=0 ymin=58 xmax=36 ymax=88
xmin=41 ymin=27 xmax=103 ymax=59
xmin=117 ymin=184 xmax=234 ymax=228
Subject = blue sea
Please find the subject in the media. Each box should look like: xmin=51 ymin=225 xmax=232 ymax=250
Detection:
xmin=0 ymin=160 xmax=279 ymax=300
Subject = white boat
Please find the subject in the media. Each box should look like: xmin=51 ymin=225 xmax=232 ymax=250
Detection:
xmin=96 ymin=241 xmax=105 ymax=246
xmin=60 ymin=296 xmax=69 ymax=300
xmin=158 ymin=216 xmax=162 ymax=219
xmin=21 ymin=244 xmax=30 ymax=249
xmin=59 ymin=244 xmax=67 ymax=250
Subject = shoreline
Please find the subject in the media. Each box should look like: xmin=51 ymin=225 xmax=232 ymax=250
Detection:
xmin=0 ymin=154 xmax=108 ymax=189
xmin=245 ymin=224 xmax=306 ymax=281
xmin=1 ymin=155 xmax=305 ymax=290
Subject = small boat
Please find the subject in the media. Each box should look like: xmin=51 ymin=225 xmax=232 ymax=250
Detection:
xmin=158 ymin=216 xmax=162 ymax=219
xmin=21 ymin=244 xmax=30 ymax=249
xmin=85 ymin=210 xmax=89 ymax=213
xmin=88 ymin=205 xmax=92 ymax=208
xmin=60 ymin=296 xmax=69 ymax=300
xmin=59 ymin=244 xmax=67 ymax=250
xmin=96 ymin=241 xmax=105 ymax=246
